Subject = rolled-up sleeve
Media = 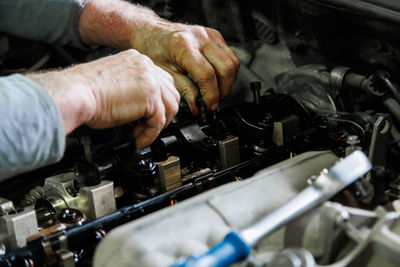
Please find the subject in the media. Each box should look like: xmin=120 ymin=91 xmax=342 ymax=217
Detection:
xmin=0 ymin=0 xmax=87 ymax=48
xmin=0 ymin=74 xmax=65 ymax=181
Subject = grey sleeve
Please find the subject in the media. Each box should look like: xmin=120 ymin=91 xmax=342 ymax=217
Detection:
xmin=0 ymin=0 xmax=88 ymax=48
xmin=0 ymin=74 xmax=65 ymax=181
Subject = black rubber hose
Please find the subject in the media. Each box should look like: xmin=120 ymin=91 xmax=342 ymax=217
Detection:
xmin=375 ymin=71 xmax=400 ymax=104
xmin=384 ymin=98 xmax=400 ymax=123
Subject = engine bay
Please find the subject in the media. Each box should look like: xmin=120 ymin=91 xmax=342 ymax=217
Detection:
xmin=2 ymin=0 xmax=400 ymax=266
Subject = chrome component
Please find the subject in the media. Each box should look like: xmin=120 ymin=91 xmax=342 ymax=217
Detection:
xmin=329 ymin=66 xmax=350 ymax=89
xmin=0 ymin=198 xmax=15 ymax=216
xmin=22 ymin=186 xmax=45 ymax=206
xmin=35 ymin=197 xmax=68 ymax=227
xmin=317 ymin=202 xmax=400 ymax=267
xmin=345 ymin=135 xmax=361 ymax=156
xmin=56 ymin=208 xmax=86 ymax=228
xmin=32 ymin=172 xmax=116 ymax=223
xmin=241 ymin=151 xmax=371 ymax=247
xmin=43 ymin=172 xmax=82 ymax=208
xmin=0 ymin=207 xmax=38 ymax=250
xmin=182 ymin=168 xmax=213 ymax=183
xmin=368 ymin=114 xmax=391 ymax=167
xmin=268 ymin=248 xmax=316 ymax=267
xmin=77 ymin=180 xmax=116 ymax=220
xmin=259 ymin=201 xmax=400 ymax=267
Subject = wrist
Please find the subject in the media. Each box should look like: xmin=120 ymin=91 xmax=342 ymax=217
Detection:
xmin=26 ymin=71 xmax=96 ymax=134
xmin=129 ymin=16 xmax=169 ymax=53
xmin=79 ymin=0 xmax=160 ymax=49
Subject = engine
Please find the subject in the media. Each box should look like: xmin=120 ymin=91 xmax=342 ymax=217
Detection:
xmin=1 ymin=0 xmax=400 ymax=266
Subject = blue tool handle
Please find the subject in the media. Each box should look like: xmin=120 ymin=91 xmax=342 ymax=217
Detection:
xmin=171 ymin=232 xmax=251 ymax=267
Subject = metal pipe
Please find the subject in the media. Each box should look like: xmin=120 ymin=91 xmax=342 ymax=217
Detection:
xmin=376 ymin=71 xmax=400 ymax=104
xmin=241 ymin=151 xmax=372 ymax=246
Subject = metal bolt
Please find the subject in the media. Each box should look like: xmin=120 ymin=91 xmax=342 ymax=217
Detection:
xmin=308 ymin=175 xmax=318 ymax=185
xmin=347 ymin=135 xmax=360 ymax=146
xmin=250 ymin=81 xmax=261 ymax=105
xmin=335 ymin=210 xmax=350 ymax=225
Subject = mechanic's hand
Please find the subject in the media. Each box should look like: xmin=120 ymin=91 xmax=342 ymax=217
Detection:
xmin=27 ymin=49 xmax=180 ymax=149
xmin=79 ymin=0 xmax=239 ymax=115
xmin=131 ymin=21 xmax=240 ymax=115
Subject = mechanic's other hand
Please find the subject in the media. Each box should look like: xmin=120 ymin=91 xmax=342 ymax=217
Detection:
xmin=131 ymin=22 xmax=240 ymax=115
xmin=84 ymin=50 xmax=180 ymax=148
xmin=28 ymin=49 xmax=180 ymax=149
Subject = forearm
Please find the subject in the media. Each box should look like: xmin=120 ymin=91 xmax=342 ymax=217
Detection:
xmin=26 ymin=70 xmax=95 ymax=134
xmin=79 ymin=0 xmax=160 ymax=49
xmin=0 ymin=75 xmax=65 ymax=180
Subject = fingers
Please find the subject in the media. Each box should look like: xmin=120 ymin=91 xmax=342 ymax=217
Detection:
xmin=171 ymin=28 xmax=239 ymax=112
xmin=157 ymin=65 xmax=181 ymax=103
xmin=134 ymin=69 xmax=179 ymax=149
xmin=207 ymin=28 xmax=240 ymax=68
xmin=134 ymin=102 xmax=166 ymax=149
xmin=134 ymin=90 xmax=179 ymax=149
xmin=203 ymin=43 xmax=239 ymax=100
xmin=162 ymin=87 xmax=180 ymax=128
xmin=178 ymin=47 xmax=220 ymax=111
xmin=156 ymin=67 xmax=180 ymax=126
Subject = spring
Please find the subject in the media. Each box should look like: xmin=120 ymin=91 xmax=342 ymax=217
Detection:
xmin=21 ymin=186 xmax=45 ymax=206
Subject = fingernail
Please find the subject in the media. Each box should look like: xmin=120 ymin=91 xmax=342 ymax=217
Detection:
xmin=188 ymin=103 xmax=196 ymax=115
xmin=211 ymin=102 xmax=219 ymax=111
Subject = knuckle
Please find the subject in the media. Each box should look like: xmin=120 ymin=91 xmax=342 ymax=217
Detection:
xmin=229 ymin=50 xmax=240 ymax=66
xmin=233 ymin=55 xmax=240 ymax=66
xmin=149 ymin=83 xmax=161 ymax=96
xmin=165 ymin=72 xmax=174 ymax=82
xmin=133 ymin=50 xmax=152 ymax=62
xmin=169 ymin=32 xmax=194 ymax=58
xmin=142 ymin=64 xmax=158 ymax=77
xmin=143 ymin=79 xmax=160 ymax=96
xmin=221 ymin=61 xmax=237 ymax=77
xmin=158 ymin=114 xmax=167 ymax=129
xmin=140 ymin=71 xmax=154 ymax=84
xmin=198 ymin=68 xmax=216 ymax=84
xmin=171 ymin=31 xmax=192 ymax=46
xmin=125 ymin=48 xmax=139 ymax=56
xmin=208 ymin=28 xmax=222 ymax=38
xmin=141 ymin=55 xmax=154 ymax=65
xmin=149 ymin=104 xmax=166 ymax=130
xmin=193 ymin=26 xmax=208 ymax=37
xmin=171 ymin=102 xmax=179 ymax=116
xmin=159 ymin=67 xmax=174 ymax=82
xmin=176 ymin=91 xmax=181 ymax=103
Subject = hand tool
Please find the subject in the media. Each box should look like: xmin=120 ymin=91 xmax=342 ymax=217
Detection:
xmin=172 ymin=151 xmax=372 ymax=267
